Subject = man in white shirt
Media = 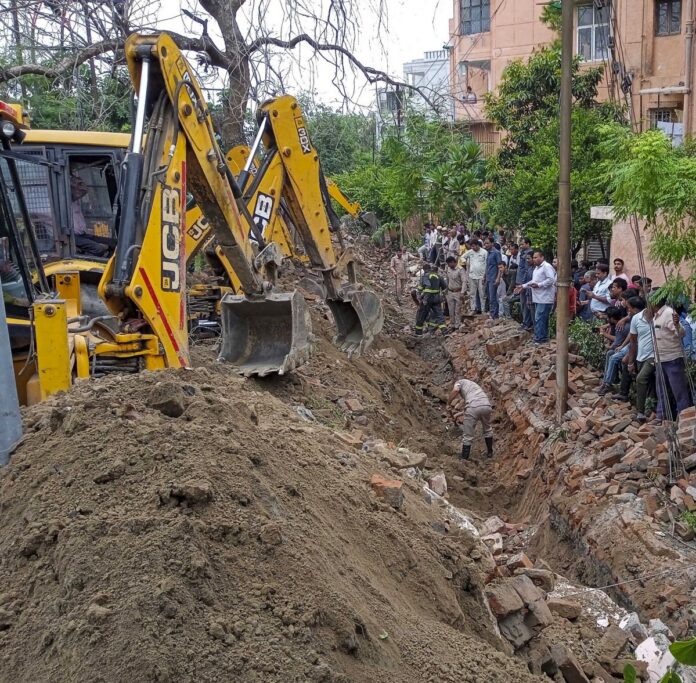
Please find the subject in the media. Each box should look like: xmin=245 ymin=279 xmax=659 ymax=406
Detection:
xmin=417 ymin=226 xmax=433 ymax=260
xmin=463 ymin=241 xmax=487 ymax=314
xmin=515 ymin=250 xmax=556 ymax=344
xmin=448 ymin=377 xmax=494 ymax=460
xmin=587 ymin=263 xmax=614 ymax=317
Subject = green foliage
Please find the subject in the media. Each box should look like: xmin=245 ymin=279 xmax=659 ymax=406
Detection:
xmin=568 ymin=318 xmax=606 ymax=371
xmin=671 ymin=638 xmax=696 ymax=666
xmin=485 ymin=108 xmax=614 ymax=253
xmin=661 ymin=673 xmax=683 ymax=683
xmin=425 ymin=139 xmax=485 ymax=222
xmin=484 ymin=42 xmax=607 ymax=160
xmin=0 ymin=60 xmax=132 ymax=132
xmin=681 ymin=511 xmax=696 ymax=533
xmin=601 ymin=126 xmax=696 ymax=308
xmin=482 ymin=39 xmax=625 ymax=249
xmin=338 ymin=114 xmax=484 ymax=224
xmin=623 ymin=664 xmax=636 ymax=683
xmin=541 ymin=2 xmax=562 ymax=32
xmin=299 ymin=96 xmax=375 ymax=177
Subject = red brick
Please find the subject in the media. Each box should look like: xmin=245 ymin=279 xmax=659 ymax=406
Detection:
xmin=507 ymin=552 xmax=534 ymax=571
xmin=370 ymin=474 xmax=404 ymax=509
xmin=486 ymin=582 xmax=524 ymax=617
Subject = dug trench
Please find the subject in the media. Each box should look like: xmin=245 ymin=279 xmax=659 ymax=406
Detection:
xmin=0 ymin=246 xmax=694 ymax=682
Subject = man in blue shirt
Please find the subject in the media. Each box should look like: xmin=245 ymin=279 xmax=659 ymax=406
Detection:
xmin=515 ymin=237 xmax=534 ymax=330
xmin=483 ymin=236 xmax=504 ymax=320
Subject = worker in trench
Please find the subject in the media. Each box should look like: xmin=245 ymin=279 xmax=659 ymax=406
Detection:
xmin=448 ymin=377 xmax=494 ymax=460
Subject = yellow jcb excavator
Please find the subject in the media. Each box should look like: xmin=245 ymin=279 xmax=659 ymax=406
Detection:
xmin=228 ymin=95 xmax=384 ymax=355
xmin=5 ymin=107 xmax=376 ymax=349
xmin=103 ymin=31 xmax=311 ymax=376
xmin=3 ymin=33 xmax=312 ymax=405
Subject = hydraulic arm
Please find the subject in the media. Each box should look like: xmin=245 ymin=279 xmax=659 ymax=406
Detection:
xmin=324 ymin=177 xmax=378 ymax=233
xmin=242 ymin=95 xmax=383 ymax=355
xmin=101 ymin=33 xmax=311 ymax=376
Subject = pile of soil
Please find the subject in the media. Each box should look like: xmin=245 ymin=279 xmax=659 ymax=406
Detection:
xmin=0 ymin=357 xmax=541 ymax=682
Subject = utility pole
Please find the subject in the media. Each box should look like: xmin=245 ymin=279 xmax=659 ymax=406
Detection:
xmin=395 ymin=84 xmax=403 ymax=140
xmin=556 ymin=0 xmax=573 ymax=424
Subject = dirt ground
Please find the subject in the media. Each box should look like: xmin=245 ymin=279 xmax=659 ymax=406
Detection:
xmin=0 ymin=259 xmax=547 ymax=682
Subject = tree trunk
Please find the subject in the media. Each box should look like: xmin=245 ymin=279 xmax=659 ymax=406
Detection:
xmin=199 ymin=0 xmax=251 ymax=146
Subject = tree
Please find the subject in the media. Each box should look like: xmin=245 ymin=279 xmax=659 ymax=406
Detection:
xmin=484 ymin=42 xmax=606 ymax=162
xmin=484 ymin=108 xmax=614 ymax=254
xmin=0 ymin=1 xmax=446 ymax=143
xmin=482 ymin=31 xmax=626 ymax=251
xmin=601 ymin=126 xmax=696 ymax=305
xmin=298 ymin=94 xmax=375 ymax=177
xmin=336 ymin=114 xmax=484 ymax=226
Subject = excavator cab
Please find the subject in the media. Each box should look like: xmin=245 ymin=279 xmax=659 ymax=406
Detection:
xmin=110 ymin=33 xmax=312 ymax=376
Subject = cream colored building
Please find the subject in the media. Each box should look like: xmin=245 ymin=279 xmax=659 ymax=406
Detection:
xmin=449 ymin=0 xmax=696 ymax=149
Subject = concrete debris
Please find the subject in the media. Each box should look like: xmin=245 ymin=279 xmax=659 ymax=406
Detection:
xmin=486 ymin=582 xmax=525 ymax=618
xmin=546 ymin=597 xmax=581 ymax=621
xmin=421 ymin=485 xmax=479 ymax=536
xmin=619 ymin=612 xmax=649 ymax=643
xmin=597 ymin=624 xmax=630 ymax=664
xmin=480 ymin=515 xmax=507 ymax=536
xmin=647 ymin=619 xmax=674 ymax=641
xmin=428 ymin=472 xmax=447 ymax=497
xmin=482 ymin=533 xmax=504 ymax=556
xmin=549 ymin=644 xmax=591 ymax=683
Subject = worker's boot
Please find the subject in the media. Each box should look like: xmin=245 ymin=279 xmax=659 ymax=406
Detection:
xmin=460 ymin=444 xmax=471 ymax=460
xmin=485 ymin=437 xmax=494 ymax=458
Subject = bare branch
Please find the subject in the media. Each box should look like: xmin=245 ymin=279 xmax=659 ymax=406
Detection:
xmin=0 ymin=38 xmax=120 ymax=81
xmin=0 ymin=30 xmax=234 ymax=84
xmin=246 ymin=32 xmax=441 ymax=111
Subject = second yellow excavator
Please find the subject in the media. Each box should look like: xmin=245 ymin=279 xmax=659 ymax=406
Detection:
xmin=229 ymin=96 xmax=384 ymax=355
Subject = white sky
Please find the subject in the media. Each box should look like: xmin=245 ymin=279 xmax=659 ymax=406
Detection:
xmin=157 ymin=0 xmax=453 ymax=110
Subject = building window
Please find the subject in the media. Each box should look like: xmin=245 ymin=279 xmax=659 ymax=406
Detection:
xmin=649 ymin=108 xmax=676 ymax=125
xmin=656 ymin=0 xmax=681 ymax=35
xmin=577 ymin=4 xmax=610 ymax=62
xmin=460 ymin=0 xmax=490 ymax=36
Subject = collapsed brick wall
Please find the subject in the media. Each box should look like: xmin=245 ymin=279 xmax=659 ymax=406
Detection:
xmin=446 ymin=319 xmax=696 ymax=637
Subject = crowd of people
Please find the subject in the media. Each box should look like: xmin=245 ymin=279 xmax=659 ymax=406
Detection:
xmin=391 ymin=222 xmax=696 ymax=427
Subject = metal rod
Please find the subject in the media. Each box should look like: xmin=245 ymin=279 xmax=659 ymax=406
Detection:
xmin=684 ymin=0 xmax=694 ymax=136
xmin=237 ymin=117 xmax=266 ymax=194
xmin=245 ymin=117 xmax=266 ymax=173
xmin=131 ymin=57 xmax=151 ymax=153
xmin=555 ymin=0 xmax=573 ymax=424
xmin=0 ymin=280 xmax=22 ymax=465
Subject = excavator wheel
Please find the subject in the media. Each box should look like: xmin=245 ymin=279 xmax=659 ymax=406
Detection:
xmin=218 ymin=290 xmax=313 ymax=376
xmin=327 ymin=287 xmax=384 ymax=357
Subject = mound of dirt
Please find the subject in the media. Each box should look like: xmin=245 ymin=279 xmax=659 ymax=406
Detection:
xmin=0 ymin=358 xmax=541 ymax=683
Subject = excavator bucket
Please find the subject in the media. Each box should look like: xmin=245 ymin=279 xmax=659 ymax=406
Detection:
xmin=218 ymin=290 xmax=313 ymax=377
xmin=327 ymin=287 xmax=384 ymax=357
xmin=359 ymin=211 xmax=379 ymax=233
